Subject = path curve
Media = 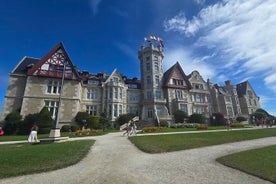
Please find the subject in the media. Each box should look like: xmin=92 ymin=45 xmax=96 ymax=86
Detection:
xmin=1 ymin=132 xmax=275 ymax=184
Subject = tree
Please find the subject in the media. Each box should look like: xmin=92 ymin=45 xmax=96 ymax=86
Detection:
xmin=99 ymin=110 xmax=110 ymax=131
xmin=87 ymin=116 xmax=100 ymax=129
xmin=116 ymin=113 xmax=135 ymax=126
xmin=17 ymin=113 xmax=39 ymax=135
xmin=3 ymin=110 xmax=22 ymax=135
xmin=36 ymin=107 xmax=54 ymax=134
xmin=173 ymin=110 xmax=188 ymax=123
xmin=75 ymin=112 xmax=90 ymax=128
xmin=189 ymin=113 xmax=205 ymax=124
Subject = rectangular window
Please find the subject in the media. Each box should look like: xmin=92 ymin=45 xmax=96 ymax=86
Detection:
xmin=155 ymin=75 xmax=159 ymax=85
xmin=129 ymin=106 xmax=139 ymax=116
xmin=45 ymin=100 xmax=58 ymax=118
xmin=119 ymin=105 xmax=122 ymax=115
xmin=154 ymin=62 xmax=159 ymax=72
xmin=156 ymin=106 xmax=161 ymax=115
xmin=129 ymin=93 xmax=139 ymax=101
xmin=109 ymin=87 xmax=113 ymax=99
xmin=114 ymin=88 xmax=118 ymax=99
xmin=119 ymin=88 xmax=122 ymax=99
xmin=146 ymin=63 xmax=150 ymax=71
xmin=114 ymin=104 xmax=118 ymax=117
xmin=180 ymin=104 xmax=187 ymax=112
xmin=175 ymin=90 xmax=183 ymax=99
xmin=155 ymin=91 xmax=161 ymax=99
xmin=147 ymin=108 xmax=153 ymax=118
xmin=87 ymin=88 xmax=98 ymax=99
xmin=113 ymin=77 xmax=119 ymax=84
xmin=86 ymin=105 xmax=97 ymax=116
xmin=147 ymin=91 xmax=152 ymax=99
xmin=88 ymin=80 xmax=99 ymax=85
xmin=47 ymin=81 xmax=61 ymax=94
xmin=146 ymin=76 xmax=151 ymax=85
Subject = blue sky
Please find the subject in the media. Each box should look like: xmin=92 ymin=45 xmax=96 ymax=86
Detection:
xmin=0 ymin=0 xmax=276 ymax=116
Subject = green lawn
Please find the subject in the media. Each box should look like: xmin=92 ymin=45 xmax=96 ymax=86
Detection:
xmin=217 ymin=145 xmax=276 ymax=183
xmin=129 ymin=128 xmax=276 ymax=153
xmin=0 ymin=140 xmax=94 ymax=179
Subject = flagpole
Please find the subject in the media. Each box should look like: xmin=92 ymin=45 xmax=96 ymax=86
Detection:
xmin=49 ymin=62 xmax=66 ymax=138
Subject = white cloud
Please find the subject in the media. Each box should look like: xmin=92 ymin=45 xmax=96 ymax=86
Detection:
xmin=194 ymin=0 xmax=205 ymax=5
xmin=163 ymin=46 xmax=215 ymax=80
xmin=90 ymin=0 xmax=102 ymax=15
xmin=164 ymin=0 xmax=276 ymax=93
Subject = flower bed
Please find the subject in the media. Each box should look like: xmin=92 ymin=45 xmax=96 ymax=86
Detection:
xmin=75 ymin=129 xmax=102 ymax=136
xmin=142 ymin=126 xmax=164 ymax=133
xmin=197 ymin=124 xmax=208 ymax=130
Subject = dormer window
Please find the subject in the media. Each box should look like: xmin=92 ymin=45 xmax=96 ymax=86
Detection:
xmin=88 ymin=80 xmax=99 ymax=85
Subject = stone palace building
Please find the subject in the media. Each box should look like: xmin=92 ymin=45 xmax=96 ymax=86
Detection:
xmin=1 ymin=42 xmax=260 ymax=127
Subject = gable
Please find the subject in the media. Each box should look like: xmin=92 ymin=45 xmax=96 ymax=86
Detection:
xmin=27 ymin=42 xmax=80 ymax=80
xmin=163 ymin=62 xmax=191 ymax=90
xmin=105 ymin=68 xmax=124 ymax=84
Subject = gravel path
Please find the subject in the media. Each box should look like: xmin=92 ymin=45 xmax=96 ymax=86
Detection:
xmin=1 ymin=132 xmax=275 ymax=184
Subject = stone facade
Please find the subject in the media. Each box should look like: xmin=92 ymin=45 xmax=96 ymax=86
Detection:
xmin=1 ymin=42 xmax=261 ymax=126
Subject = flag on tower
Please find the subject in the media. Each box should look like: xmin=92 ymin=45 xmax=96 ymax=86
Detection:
xmin=145 ymin=35 xmax=164 ymax=47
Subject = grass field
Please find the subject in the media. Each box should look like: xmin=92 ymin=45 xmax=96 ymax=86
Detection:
xmin=0 ymin=140 xmax=94 ymax=179
xmin=217 ymin=145 xmax=276 ymax=183
xmin=129 ymin=128 xmax=276 ymax=153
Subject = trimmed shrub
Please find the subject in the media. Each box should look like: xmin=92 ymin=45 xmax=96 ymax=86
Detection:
xmin=236 ymin=116 xmax=247 ymax=123
xmin=70 ymin=125 xmax=79 ymax=132
xmin=174 ymin=110 xmax=188 ymax=123
xmin=189 ymin=113 xmax=205 ymax=124
xmin=61 ymin=125 xmax=71 ymax=132
xmin=88 ymin=116 xmax=100 ymax=129
xmin=159 ymin=120 xmax=169 ymax=127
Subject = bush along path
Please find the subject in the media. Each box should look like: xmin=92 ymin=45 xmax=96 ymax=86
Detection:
xmin=0 ymin=132 xmax=275 ymax=184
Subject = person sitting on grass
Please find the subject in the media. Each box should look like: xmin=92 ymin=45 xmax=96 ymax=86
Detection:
xmin=28 ymin=125 xmax=39 ymax=143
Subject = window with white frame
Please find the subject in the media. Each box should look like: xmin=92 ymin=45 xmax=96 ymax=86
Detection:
xmin=119 ymin=105 xmax=122 ymax=115
xmin=154 ymin=62 xmax=159 ymax=72
xmin=109 ymin=87 xmax=113 ymax=99
xmin=180 ymin=104 xmax=187 ymax=112
xmin=175 ymin=90 xmax=183 ymax=99
xmin=155 ymin=91 xmax=161 ymax=99
xmin=114 ymin=88 xmax=118 ymax=99
xmin=45 ymin=100 xmax=58 ymax=118
xmin=113 ymin=77 xmax=119 ymax=84
xmin=87 ymin=88 xmax=98 ymax=99
xmin=88 ymin=80 xmax=99 ymax=85
xmin=86 ymin=105 xmax=97 ymax=115
xmin=195 ymin=94 xmax=203 ymax=102
xmin=47 ymin=81 xmax=61 ymax=94
xmin=129 ymin=106 xmax=138 ymax=115
xmin=114 ymin=104 xmax=118 ymax=117
xmin=129 ymin=93 xmax=139 ymax=101
xmin=155 ymin=75 xmax=159 ymax=85
xmin=119 ymin=88 xmax=122 ymax=99
xmin=156 ymin=106 xmax=161 ymax=115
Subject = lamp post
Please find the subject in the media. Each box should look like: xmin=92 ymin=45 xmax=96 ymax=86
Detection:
xmin=49 ymin=62 xmax=66 ymax=138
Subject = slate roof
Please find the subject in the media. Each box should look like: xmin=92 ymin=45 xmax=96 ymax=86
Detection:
xmin=11 ymin=57 xmax=40 ymax=75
